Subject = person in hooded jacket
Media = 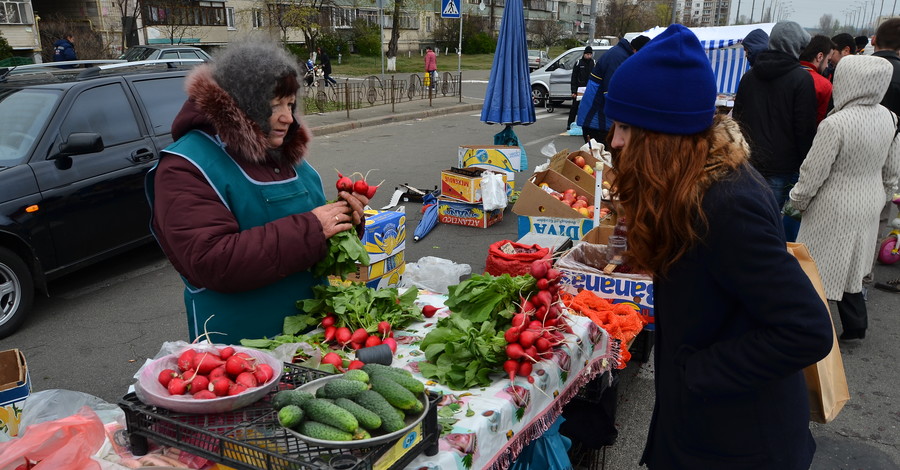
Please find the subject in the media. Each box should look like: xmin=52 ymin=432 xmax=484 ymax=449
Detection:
xmin=567 ymin=46 xmax=594 ymax=132
xmin=576 ymin=37 xmax=635 ymax=145
xmin=52 ymin=34 xmax=77 ymax=68
xmin=742 ymin=28 xmax=769 ymax=67
xmin=872 ymin=18 xmax=900 ymax=115
xmin=147 ymin=41 xmax=368 ymax=342
xmin=604 ymin=24 xmax=833 ymax=470
xmin=733 ymin=21 xmax=817 ymax=243
xmin=789 ymin=55 xmax=900 ymax=341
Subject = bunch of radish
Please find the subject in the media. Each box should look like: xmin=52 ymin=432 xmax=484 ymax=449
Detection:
xmin=157 ymin=347 xmax=275 ymax=400
xmin=503 ymin=259 xmax=570 ymax=383
xmin=320 ymin=314 xmax=398 ymax=356
xmin=335 ymin=169 xmax=382 ymax=199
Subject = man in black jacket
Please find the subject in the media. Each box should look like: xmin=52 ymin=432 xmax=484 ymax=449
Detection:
xmin=872 ymin=19 xmax=900 ymax=115
xmin=567 ymin=46 xmax=594 ymax=131
xmin=734 ymin=21 xmax=817 ymax=242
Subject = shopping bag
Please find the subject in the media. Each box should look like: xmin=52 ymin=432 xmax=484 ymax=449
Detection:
xmin=484 ymin=240 xmax=550 ymax=277
xmin=786 ymin=242 xmax=850 ymax=424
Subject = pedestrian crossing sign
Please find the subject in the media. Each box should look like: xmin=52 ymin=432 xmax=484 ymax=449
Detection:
xmin=441 ymin=0 xmax=460 ymax=18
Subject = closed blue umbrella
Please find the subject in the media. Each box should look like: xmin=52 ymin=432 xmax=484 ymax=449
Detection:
xmin=413 ymin=193 xmax=439 ymax=242
xmin=480 ymin=0 xmax=535 ymax=126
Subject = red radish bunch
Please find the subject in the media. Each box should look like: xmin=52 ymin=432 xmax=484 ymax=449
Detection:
xmin=320 ymin=315 xmax=396 ymax=356
xmin=502 ymin=259 xmax=570 ymax=383
xmin=157 ymin=347 xmax=274 ymax=400
xmin=335 ymin=169 xmax=383 ymax=199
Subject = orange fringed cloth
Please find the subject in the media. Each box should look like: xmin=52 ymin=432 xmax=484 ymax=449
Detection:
xmin=562 ymin=289 xmax=647 ymax=368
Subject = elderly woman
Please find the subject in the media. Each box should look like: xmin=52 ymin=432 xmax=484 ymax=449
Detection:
xmin=146 ymin=41 xmax=367 ymax=341
xmin=603 ymin=24 xmax=833 ymax=469
xmin=789 ymin=54 xmax=900 ymax=341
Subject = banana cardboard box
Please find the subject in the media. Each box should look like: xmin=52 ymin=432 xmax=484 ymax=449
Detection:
xmin=0 ymin=349 xmax=30 ymax=439
xmin=458 ymin=145 xmax=521 ymax=191
xmin=329 ymin=209 xmax=405 ymax=289
xmin=440 ymin=167 xmax=508 ymax=204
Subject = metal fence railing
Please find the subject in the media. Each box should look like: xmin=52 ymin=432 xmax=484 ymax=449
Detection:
xmin=300 ymin=72 xmax=462 ymax=116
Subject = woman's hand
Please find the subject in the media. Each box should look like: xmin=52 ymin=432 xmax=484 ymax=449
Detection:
xmin=311 ymin=201 xmax=356 ymax=238
xmin=338 ymin=191 xmax=369 ymax=226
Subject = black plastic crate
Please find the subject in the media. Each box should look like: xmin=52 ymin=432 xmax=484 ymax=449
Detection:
xmin=119 ymin=363 xmax=440 ymax=470
xmin=628 ymin=328 xmax=655 ymax=363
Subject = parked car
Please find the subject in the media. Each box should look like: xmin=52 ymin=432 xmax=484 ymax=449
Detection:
xmin=120 ymin=44 xmax=212 ymax=63
xmin=0 ymin=62 xmax=191 ymax=337
xmin=528 ymin=49 xmax=550 ymax=71
xmin=529 ymin=46 xmax=611 ymax=108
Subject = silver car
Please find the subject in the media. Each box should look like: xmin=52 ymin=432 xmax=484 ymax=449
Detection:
xmin=529 ymin=46 xmax=610 ymax=108
xmin=528 ymin=50 xmax=550 ymax=71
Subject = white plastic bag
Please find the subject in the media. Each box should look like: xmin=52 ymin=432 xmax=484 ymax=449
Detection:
xmin=398 ymin=256 xmax=472 ymax=294
xmin=481 ymin=171 xmax=508 ymax=211
xmin=580 ymin=139 xmax=613 ymax=167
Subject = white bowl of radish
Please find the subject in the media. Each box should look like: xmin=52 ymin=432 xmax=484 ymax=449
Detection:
xmin=135 ymin=345 xmax=283 ymax=414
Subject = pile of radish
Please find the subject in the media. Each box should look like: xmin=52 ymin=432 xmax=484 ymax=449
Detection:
xmin=503 ymin=259 xmax=570 ymax=383
xmin=157 ymin=347 xmax=275 ymax=399
xmin=320 ymin=315 xmax=399 ymax=355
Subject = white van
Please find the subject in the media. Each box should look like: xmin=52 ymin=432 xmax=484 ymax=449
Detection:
xmin=529 ymin=46 xmax=611 ymax=108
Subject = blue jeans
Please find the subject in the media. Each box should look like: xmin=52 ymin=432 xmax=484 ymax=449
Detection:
xmin=765 ymin=173 xmax=800 ymax=242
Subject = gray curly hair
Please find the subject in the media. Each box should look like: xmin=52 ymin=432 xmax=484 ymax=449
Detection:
xmin=211 ymin=39 xmax=300 ymax=132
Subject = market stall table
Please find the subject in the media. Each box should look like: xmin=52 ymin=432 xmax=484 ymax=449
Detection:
xmin=118 ymin=290 xmax=618 ymax=470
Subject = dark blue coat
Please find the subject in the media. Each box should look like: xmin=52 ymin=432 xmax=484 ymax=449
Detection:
xmin=576 ymin=39 xmax=633 ymax=131
xmin=53 ymin=39 xmax=77 ymax=68
xmin=641 ymin=164 xmax=833 ymax=470
xmin=742 ymin=29 xmax=769 ymax=67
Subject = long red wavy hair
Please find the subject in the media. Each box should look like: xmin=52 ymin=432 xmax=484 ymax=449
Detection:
xmin=611 ymin=115 xmax=747 ymax=277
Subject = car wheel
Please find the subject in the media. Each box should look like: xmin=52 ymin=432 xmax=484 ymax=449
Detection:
xmin=0 ymin=247 xmax=33 ymax=338
xmin=532 ymin=86 xmax=548 ymax=107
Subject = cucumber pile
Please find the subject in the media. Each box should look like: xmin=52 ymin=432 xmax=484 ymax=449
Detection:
xmin=271 ymin=364 xmax=426 ymax=442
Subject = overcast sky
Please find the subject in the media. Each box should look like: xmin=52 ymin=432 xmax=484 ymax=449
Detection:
xmin=729 ymin=0 xmax=899 ymax=30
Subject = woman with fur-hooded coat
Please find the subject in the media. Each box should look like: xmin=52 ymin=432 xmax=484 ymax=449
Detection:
xmin=147 ymin=41 xmax=368 ymax=342
xmin=790 ymin=54 xmax=900 ymax=340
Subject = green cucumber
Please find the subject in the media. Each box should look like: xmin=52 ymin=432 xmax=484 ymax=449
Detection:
xmin=321 ymin=378 xmax=368 ymax=399
xmin=370 ymin=375 xmax=419 ymax=411
xmin=277 ymin=405 xmax=304 ymax=429
xmin=334 ymin=397 xmax=382 ymax=431
xmin=342 ymin=369 xmax=370 ymax=383
xmin=271 ymin=390 xmax=315 ymax=410
xmin=354 ymin=390 xmax=406 ymax=433
xmin=297 ymin=421 xmax=353 ymax=441
xmin=301 ymin=398 xmax=359 ymax=433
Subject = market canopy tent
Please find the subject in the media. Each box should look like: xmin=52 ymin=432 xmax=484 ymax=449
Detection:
xmin=631 ymin=23 xmax=776 ymax=94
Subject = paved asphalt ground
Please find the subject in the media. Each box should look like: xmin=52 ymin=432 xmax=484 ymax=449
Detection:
xmin=302 ymin=74 xmax=900 ymax=470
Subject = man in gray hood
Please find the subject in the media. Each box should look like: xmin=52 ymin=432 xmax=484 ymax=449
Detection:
xmin=734 ymin=21 xmax=818 ymax=242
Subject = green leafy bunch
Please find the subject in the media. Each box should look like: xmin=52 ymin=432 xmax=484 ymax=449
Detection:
xmin=418 ymin=315 xmax=508 ymax=390
xmin=311 ymin=230 xmax=370 ymax=279
xmin=297 ymin=283 xmax=421 ymax=332
xmin=444 ymin=273 xmax=537 ymax=325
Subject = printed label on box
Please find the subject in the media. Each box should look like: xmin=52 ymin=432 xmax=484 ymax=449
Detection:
xmin=362 ymin=210 xmax=406 ymax=262
xmin=438 ymin=198 xmax=503 ymax=228
xmin=558 ymin=269 xmax=655 ymax=326
xmin=458 ymin=146 xmax=520 ymax=190
xmin=517 ymin=215 xmax=594 ymax=240
xmin=0 ymin=349 xmax=30 ymax=439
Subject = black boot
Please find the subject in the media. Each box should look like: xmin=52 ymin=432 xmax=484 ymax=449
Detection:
xmin=839 ymin=329 xmax=866 ymax=341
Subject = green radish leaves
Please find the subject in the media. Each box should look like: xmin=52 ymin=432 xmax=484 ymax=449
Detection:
xmin=311 ymin=229 xmax=371 ymax=279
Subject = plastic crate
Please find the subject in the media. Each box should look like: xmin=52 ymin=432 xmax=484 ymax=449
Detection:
xmin=628 ymin=328 xmax=654 ymax=363
xmin=119 ymin=363 xmax=440 ymax=470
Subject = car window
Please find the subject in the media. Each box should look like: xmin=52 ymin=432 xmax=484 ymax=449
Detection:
xmin=123 ymin=47 xmax=154 ymax=61
xmin=59 ymin=84 xmax=141 ymax=147
xmin=0 ymin=88 xmax=61 ymax=165
xmin=559 ymin=51 xmax=582 ymax=70
xmin=132 ymin=77 xmax=187 ymax=134
xmin=160 ymin=51 xmax=180 ymax=60
xmin=180 ymin=51 xmax=202 ymax=61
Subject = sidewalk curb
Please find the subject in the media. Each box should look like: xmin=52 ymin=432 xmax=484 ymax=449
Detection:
xmin=307 ymin=102 xmax=483 ymax=136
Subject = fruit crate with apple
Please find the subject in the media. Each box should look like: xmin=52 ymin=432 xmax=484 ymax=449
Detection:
xmin=119 ymin=364 xmax=440 ymax=470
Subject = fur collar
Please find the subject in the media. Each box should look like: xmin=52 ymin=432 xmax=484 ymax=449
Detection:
xmin=184 ymin=65 xmax=310 ymax=165
xmin=702 ymin=115 xmax=750 ymax=187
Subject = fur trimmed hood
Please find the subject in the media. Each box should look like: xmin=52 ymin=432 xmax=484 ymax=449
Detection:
xmin=701 ymin=115 xmax=751 ymax=189
xmin=174 ymin=65 xmax=311 ymax=165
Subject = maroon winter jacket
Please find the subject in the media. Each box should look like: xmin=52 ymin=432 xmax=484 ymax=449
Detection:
xmin=151 ymin=66 xmax=328 ymax=293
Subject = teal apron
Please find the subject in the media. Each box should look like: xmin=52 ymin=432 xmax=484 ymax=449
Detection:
xmin=146 ymin=130 xmax=326 ymax=342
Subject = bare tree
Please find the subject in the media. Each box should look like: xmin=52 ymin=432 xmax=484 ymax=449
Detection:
xmin=598 ymin=0 xmax=655 ymax=38
xmin=818 ymin=14 xmax=839 ymax=37
xmin=261 ymin=0 xmax=319 ymax=45
xmin=528 ymin=19 xmax=565 ymax=48
xmin=39 ymin=13 xmax=115 ymax=60
xmin=114 ymin=0 xmax=143 ymax=50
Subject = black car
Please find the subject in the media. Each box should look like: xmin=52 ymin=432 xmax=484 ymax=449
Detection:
xmin=0 ymin=62 xmax=190 ymax=337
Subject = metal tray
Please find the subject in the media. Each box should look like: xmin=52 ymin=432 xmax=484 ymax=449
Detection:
xmin=285 ymin=374 xmax=429 ymax=449
xmin=119 ymin=363 xmax=440 ymax=470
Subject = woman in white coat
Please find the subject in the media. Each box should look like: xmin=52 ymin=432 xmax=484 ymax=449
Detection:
xmin=790 ymin=54 xmax=900 ymax=341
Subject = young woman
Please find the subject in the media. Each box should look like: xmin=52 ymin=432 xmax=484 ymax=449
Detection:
xmin=603 ymin=24 xmax=833 ymax=469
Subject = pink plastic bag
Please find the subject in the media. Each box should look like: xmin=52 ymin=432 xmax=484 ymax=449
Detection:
xmin=0 ymin=406 xmax=104 ymax=470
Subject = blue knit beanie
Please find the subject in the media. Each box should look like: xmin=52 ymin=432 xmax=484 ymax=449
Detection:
xmin=605 ymin=24 xmax=716 ymax=135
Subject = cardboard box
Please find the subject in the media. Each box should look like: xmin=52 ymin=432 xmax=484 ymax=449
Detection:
xmin=556 ymin=229 xmax=655 ymax=327
xmin=331 ymin=254 xmax=406 ymax=290
xmin=0 ymin=349 xmax=30 ymax=439
xmin=517 ymin=215 xmax=595 ymax=240
xmin=440 ymin=167 xmax=508 ymax=204
xmin=512 ymin=169 xmax=615 ymax=240
xmin=361 ymin=210 xmax=406 ymax=264
xmin=548 ymin=151 xmax=616 ymax=197
xmin=437 ymin=197 xmax=504 ymax=228
xmin=458 ymin=145 xmax=521 ymax=190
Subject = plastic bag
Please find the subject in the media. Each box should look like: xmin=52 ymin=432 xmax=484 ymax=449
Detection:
xmin=555 ymin=242 xmax=609 ymax=274
xmin=0 ymin=406 xmax=105 ymax=470
xmin=484 ymin=240 xmax=550 ymax=277
xmin=580 ymin=139 xmax=613 ymax=167
xmin=481 ymin=171 xmax=508 ymax=211
xmin=398 ymin=256 xmax=471 ymax=294
xmin=508 ymin=417 xmax=572 ymax=470
xmin=19 ymin=390 xmax=124 ymax=433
